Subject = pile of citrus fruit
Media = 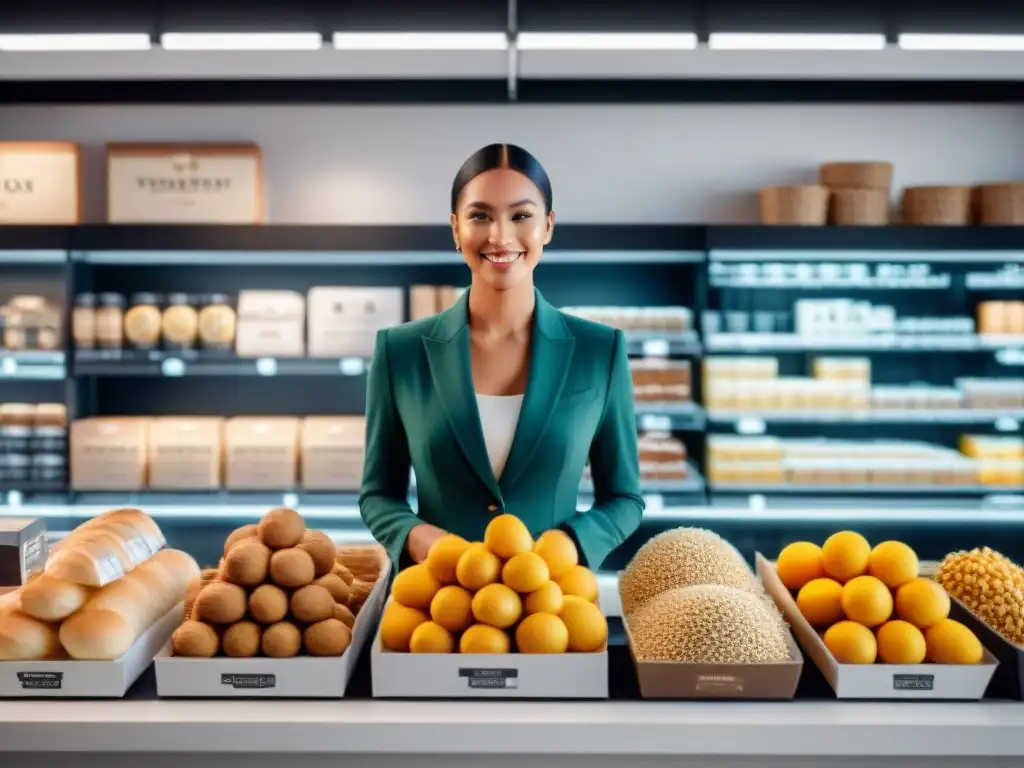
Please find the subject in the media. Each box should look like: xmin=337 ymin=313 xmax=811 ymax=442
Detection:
xmin=776 ymin=531 xmax=984 ymax=665
xmin=380 ymin=514 xmax=608 ymax=654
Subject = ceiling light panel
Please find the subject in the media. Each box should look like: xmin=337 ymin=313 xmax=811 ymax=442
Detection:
xmin=708 ymin=33 xmax=887 ymax=50
xmin=160 ymin=32 xmax=323 ymax=50
xmin=0 ymin=33 xmax=152 ymax=51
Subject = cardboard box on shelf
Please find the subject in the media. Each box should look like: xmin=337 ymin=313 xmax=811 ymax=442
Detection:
xmin=147 ymin=417 xmax=225 ymax=491
xmin=300 ymin=416 xmax=365 ymax=491
xmin=307 ymin=287 xmax=403 ymax=358
xmin=223 ymin=417 xmax=300 ymax=491
xmin=0 ymin=518 xmax=47 ymax=588
xmin=235 ymin=290 xmax=306 ymax=358
xmin=70 ymin=417 xmax=150 ymax=491
xmin=755 ymin=553 xmax=998 ymax=700
xmin=0 ymin=142 xmax=81 ymax=225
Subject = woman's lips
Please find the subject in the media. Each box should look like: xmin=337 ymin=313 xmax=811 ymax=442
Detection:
xmin=481 ymin=251 xmax=524 ymax=270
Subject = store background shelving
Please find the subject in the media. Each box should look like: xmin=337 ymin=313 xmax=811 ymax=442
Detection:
xmin=1 ymin=224 xmax=1022 ymax=571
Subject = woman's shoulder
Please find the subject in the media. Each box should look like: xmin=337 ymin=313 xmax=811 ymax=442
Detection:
xmin=557 ymin=309 xmax=621 ymax=351
xmin=378 ymin=313 xmax=445 ymax=350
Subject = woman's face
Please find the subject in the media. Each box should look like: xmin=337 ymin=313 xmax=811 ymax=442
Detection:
xmin=451 ymin=167 xmax=554 ymax=291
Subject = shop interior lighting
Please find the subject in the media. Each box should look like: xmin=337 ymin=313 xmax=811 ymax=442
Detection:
xmin=515 ymin=32 xmax=698 ymax=50
xmin=0 ymin=33 xmax=153 ymax=51
xmin=898 ymin=33 xmax=1024 ymax=51
xmin=332 ymin=32 xmax=508 ymax=50
xmin=708 ymin=33 xmax=887 ymax=50
xmin=160 ymin=32 xmax=324 ymax=51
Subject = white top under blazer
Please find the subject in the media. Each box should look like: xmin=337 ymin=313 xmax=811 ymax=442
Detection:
xmin=475 ymin=393 xmax=524 ymax=479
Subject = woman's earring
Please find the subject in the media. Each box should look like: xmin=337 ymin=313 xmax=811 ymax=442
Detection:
xmin=455 ymin=245 xmax=462 ymax=252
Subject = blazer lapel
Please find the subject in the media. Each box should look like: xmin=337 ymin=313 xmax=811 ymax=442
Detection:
xmin=423 ymin=291 xmax=503 ymax=502
xmin=500 ymin=290 xmax=575 ymax=491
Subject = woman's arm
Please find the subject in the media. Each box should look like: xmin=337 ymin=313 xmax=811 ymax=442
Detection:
xmin=562 ymin=329 xmax=645 ymax=568
xmin=359 ymin=328 xmax=425 ymax=567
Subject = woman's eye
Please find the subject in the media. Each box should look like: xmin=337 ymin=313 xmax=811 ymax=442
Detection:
xmin=513 ymin=212 xmax=533 ymax=221
xmin=468 ymin=212 xmax=489 ymax=221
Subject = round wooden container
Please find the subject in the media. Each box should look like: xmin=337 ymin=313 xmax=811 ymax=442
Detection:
xmin=760 ymin=185 xmax=829 ymax=226
xmin=900 ymin=186 xmax=972 ymax=226
xmin=829 ymin=188 xmax=890 ymax=226
xmin=976 ymin=183 xmax=1024 ymax=225
xmin=820 ymin=161 xmax=894 ymax=190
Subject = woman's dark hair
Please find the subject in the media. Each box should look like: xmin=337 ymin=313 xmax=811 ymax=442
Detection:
xmin=450 ymin=143 xmax=553 ymax=214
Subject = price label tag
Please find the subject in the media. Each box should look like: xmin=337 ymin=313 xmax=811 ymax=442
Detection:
xmin=643 ymin=494 xmax=664 ymax=514
xmin=640 ymin=414 xmax=672 ymax=432
xmin=0 ymin=357 xmax=17 ymax=376
xmin=641 ymin=339 xmax=670 ymax=357
xmin=995 ymin=418 xmax=1020 ymax=433
xmin=5 ymin=491 xmax=23 ymax=508
xmin=256 ymin=358 xmax=278 ymax=377
xmin=281 ymin=492 xmax=299 ymax=509
xmin=748 ymin=494 xmax=767 ymax=511
xmin=339 ymin=357 xmax=366 ymax=376
xmin=737 ymin=417 xmax=766 ymax=435
xmin=160 ymin=358 xmax=186 ymax=377
xmin=996 ymin=349 xmax=1024 ymax=366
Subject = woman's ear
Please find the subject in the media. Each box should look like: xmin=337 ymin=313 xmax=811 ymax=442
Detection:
xmin=450 ymin=212 xmax=460 ymax=251
xmin=543 ymin=210 xmax=555 ymax=245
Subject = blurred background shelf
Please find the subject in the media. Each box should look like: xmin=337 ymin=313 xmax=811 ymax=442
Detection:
xmin=0 ymin=351 xmax=66 ymax=380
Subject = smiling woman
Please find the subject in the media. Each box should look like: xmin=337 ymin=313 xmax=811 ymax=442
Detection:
xmin=358 ymin=142 xmax=644 ymax=573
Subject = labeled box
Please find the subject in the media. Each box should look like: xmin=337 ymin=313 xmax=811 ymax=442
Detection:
xmin=106 ymin=143 xmax=264 ymax=224
xmin=70 ymin=417 xmax=150 ymax=491
xmin=154 ymin=551 xmax=390 ymax=698
xmin=235 ymin=290 xmax=305 ymax=358
xmin=0 ymin=518 xmax=47 ymax=588
xmin=371 ymin=599 xmax=609 ymax=699
xmin=0 ymin=142 xmax=81 ymax=224
xmin=307 ymin=287 xmax=404 ymax=358
xmin=300 ymin=416 xmax=365 ymax=491
xmin=0 ymin=603 xmax=182 ymax=698
xmin=755 ymin=553 xmax=998 ymax=700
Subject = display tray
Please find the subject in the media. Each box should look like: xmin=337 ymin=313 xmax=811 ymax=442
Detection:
xmin=619 ymin=574 xmax=803 ymax=700
xmin=153 ymin=556 xmax=390 ymax=699
xmin=0 ymin=602 xmax=183 ymax=699
xmin=370 ymin=597 xmax=609 ymax=700
xmin=946 ymin=595 xmax=1024 ymax=701
xmin=755 ymin=554 xmax=999 ymax=700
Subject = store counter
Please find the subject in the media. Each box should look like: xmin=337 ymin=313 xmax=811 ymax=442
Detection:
xmin=1 ymin=694 xmax=1023 ymax=768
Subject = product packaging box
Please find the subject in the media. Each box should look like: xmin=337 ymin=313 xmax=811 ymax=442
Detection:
xmin=370 ymin=600 xmax=609 ymax=699
xmin=300 ymin=416 xmax=365 ymax=490
xmin=70 ymin=417 xmax=150 ymax=491
xmin=0 ymin=142 xmax=81 ymax=224
xmin=106 ymin=142 xmax=264 ymax=224
xmin=307 ymin=287 xmax=404 ymax=358
xmin=224 ymin=417 xmax=299 ymax=491
xmin=0 ymin=603 xmax=182 ymax=698
xmin=147 ymin=417 xmax=224 ymax=490
xmin=756 ymin=553 xmax=998 ymax=700
xmin=154 ymin=548 xmax=390 ymax=698
xmin=409 ymin=285 xmax=438 ymax=320
xmin=235 ymin=290 xmax=306 ymax=358
xmin=619 ymin=572 xmax=802 ymax=700
xmin=0 ymin=518 xmax=47 ymax=588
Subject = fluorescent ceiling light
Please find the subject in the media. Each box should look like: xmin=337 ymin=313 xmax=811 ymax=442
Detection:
xmin=332 ymin=32 xmax=507 ymax=50
xmin=516 ymin=32 xmax=698 ymax=50
xmin=0 ymin=33 xmax=152 ymax=51
xmin=161 ymin=32 xmax=323 ymax=51
xmin=898 ymin=33 xmax=1024 ymax=51
xmin=708 ymin=32 xmax=886 ymax=50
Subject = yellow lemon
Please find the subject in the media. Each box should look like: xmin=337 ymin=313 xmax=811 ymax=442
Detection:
xmin=524 ymin=580 xmax=565 ymax=615
xmin=841 ymin=575 xmax=893 ymax=628
xmin=484 ymin=514 xmax=534 ymax=559
xmin=409 ymin=621 xmax=455 ymax=654
xmin=559 ymin=595 xmax=607 ymax=652
xmin=895 ymin=577 xmax=950 ymax=629
xmin=429 ymin=585 xmax=474 ymax=634
xmin=459 ymin=624 xmax=511 ymax=654
xmin=390 ymin=564 xmax=440 ymax=611
xmin=532 ymin=529 xmax=579 ymax=579
xmin=502 ymin=551 xmax=551 ymax=594
xmin=821 ymin=531 xmax=871 ymax=583
xmin=455 ymin=543 xmax=501 ymax=591
xmin=425 ymin=534 xmax=473 ymax=584
xmin=823 ymin=620 xmax=877 ymax=664
xmin=925 ymin=619 xmax=984 ymax=665
xmin=556 ymin=565 xmax=599 ymax=603
xmin=471 ymin=583 xmax=523 ymax=629
xmin=776 ymin=541 xmax=824 ymax=591
xmin=515 ymin=613 xmax=569 ymax=654
xmin=868 ymin=541 xmax=920 ymax=590
xmin=379 ymin=601 xmax=428 ymax=652
xmin=796 ymin=578 xmax=845 ymax=628
xmin=876 ymin=620 xmax=926 ymax=664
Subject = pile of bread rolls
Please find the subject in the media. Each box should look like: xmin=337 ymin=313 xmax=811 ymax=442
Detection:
xmin=0 ymin=509 xmax=199 ymax=661
xmin=172 ymin=508 xmax=384 ymax=659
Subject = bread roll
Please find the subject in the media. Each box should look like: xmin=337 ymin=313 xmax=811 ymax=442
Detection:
xmin=45 ymin=531 xmax=137 ymax=587
xmin=0 ymin=610 xmax=62 ymax=661
xmin=19 ymin=575 xmax=95 ymax=621
xmin=59 ymin=548 xmax=199 ymax=660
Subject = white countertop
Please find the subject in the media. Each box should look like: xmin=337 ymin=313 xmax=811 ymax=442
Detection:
xmin=1 ymin=699 xmax=1023 ymax=756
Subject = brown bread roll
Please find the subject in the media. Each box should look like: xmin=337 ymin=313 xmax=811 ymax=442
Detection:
xmin=221 ymin=540 xmax=271 ymax=586
xmin=194 ymin=582 xmax=248 ymax=624
xmin=312 ymin=573 xmax=350 ymax=604
xmin=290 ymin=585 xmax=334 ymax=623
xmin=249 ymin=584 xmax=289 ymax=624
xmin=258 ymin=508 xmax=305 ymax=550
xmin=19 ymin=574 xmax=95 ymax=622
xmin=222 ymin=621 xmax=262 ymax=658
xmin=261 ymin=621 xmax=302 ymax=658
xmin=223 ymin=524 xmax=259 ymax=556
xmin=303 ymin=618 xmax=351 ymax=656
xmin=0 ymin=610 xmax=63 ymax=661
xmin=172 ymin=620 xmax=219 ymax=658
xmin=298 ymin=530 xmax=337 ymax=577
xmin=269 ymin=548 xmax=315 ymax=588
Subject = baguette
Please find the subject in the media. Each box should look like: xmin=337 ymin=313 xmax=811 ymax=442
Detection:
xmin=59 ymin=548 xmax=199 ymax=660
xmin=0 ymin=610 xmax=62 ymax=661
xmin=45 ymin=530 xmax=137 ymax=587
xmin=19 ymin=574 xmax=95 ymax=622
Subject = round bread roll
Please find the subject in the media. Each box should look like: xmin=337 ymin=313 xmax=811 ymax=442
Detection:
xmin=290 ymin=584 xmax=334 ymax=624
xmin=223 ymin=524 xmax=259 ymax=556
xmin=332 ymin=602 xmax=356 ymax=629
xmin=249 ymin=584 xmax=289 ymax=625
xmin=269 ymin=548 xmax=315 ymax=588
xmin=172 ymin=620 xmax=219 ymax=658
xmin=222 ymin=621 xmax=262 ymax=658
xmin=298 ymin=530 xmax=337 ymax=577
xmin=258 ymin=508 xmax=305 ymax=550
xmin=313 ymin=573 xmax=350 ymax=604
xmin=331 ymin=562 xmax=355 ymax=586
xmin=222 ymin=539 xmax=271 ymax=587
xmin=194 ymin=582 xmax=248 ymax=624
xmin=262 ymin=621 xmax=302 ymax=658
xmin=303 ymin=618 xmax=351 ymax=657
